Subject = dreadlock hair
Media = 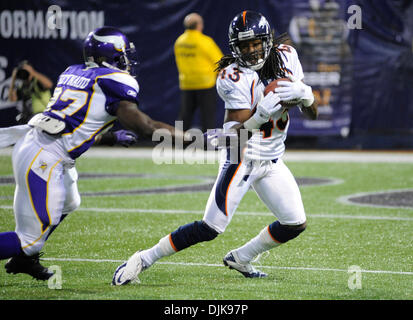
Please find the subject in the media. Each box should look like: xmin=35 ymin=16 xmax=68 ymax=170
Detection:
xmin=215 ymin=55 xmax=237 ymax=72
xmin=215 ymin=32 xmax=293 ymax=82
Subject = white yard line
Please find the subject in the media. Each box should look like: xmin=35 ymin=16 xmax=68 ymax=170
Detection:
xmin=84 ymin=148 xmax=413 ymax=163
xmin=2 ymin=147 xmax=413 ymax=163
xmin=1 ymin=205 xmax=412 ymax=221
xmin=41 ymin=257 xmax=413 ymax=276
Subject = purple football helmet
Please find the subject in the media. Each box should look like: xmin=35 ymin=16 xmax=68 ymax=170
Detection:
xmin=83 ymin=26 xmax=138 ymax=77
xmin=229 ymin=11 xmax=273 ymax=71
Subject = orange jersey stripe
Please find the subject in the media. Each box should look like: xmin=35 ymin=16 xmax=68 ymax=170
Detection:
xmin=250 ymin=79 xmax=255 ymax=105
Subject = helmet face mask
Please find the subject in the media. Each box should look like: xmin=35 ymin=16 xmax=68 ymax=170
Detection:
xmin=229 ymin=11 xmax=273 ymax=71
xmin=83 ymin=27 xmax=139 ymax=77
xmin=233 ymin=38 xmax=269 ymax=70
xmin=115 ymin=42 xmax=138 ymax=75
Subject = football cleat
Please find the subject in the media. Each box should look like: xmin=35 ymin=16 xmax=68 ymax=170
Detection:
xmin=5 ymin=252 xmax=54 ymax=281
xmin=223 ymin=250 xmax=268 ymax=278
xmin=112 ymin=251 xmax=144 ymax=286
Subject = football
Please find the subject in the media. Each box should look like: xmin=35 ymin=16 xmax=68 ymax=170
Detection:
xmin=264 ymin=78 xmax=301 ymax=106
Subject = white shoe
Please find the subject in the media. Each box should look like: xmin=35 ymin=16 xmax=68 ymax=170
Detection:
xmin=223 ymin=250 xmax=267 ymax=278
xmin=112 ymin=251 xmax=144 ymax=285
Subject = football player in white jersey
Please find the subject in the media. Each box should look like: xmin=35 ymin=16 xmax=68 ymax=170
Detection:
xmin=0 ymin=27 xmax=186 ymax=280
xmin=113 ymin=11 xmax=318 ymax=285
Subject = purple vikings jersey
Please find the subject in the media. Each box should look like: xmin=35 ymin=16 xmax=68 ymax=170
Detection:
xmin=43 ymin=64 xmax=139 ymax=159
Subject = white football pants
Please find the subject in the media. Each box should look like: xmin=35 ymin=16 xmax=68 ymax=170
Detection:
xmin=203 ymin=155 xmax=306 ymax=234
xmin=11 ymin=132 xmax=80 ymax=256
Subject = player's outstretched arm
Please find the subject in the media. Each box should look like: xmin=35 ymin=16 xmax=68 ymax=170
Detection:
xmin=116 ymin=100 xmax=186 ymax=142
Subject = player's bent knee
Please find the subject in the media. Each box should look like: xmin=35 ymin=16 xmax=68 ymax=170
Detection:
xmin=199 ymin=220 xmax=219 ymax=241
xmin=268 ymin=220 xmax=306 ymax=243
xmin=291 ymin=221 xmax=307 ymax=231
xmin=171 ymin=220 xmax=219 ymax=251
xmin=21 ymin=240 xmax=44 ymax=257
xmin=63 ymin=195 xmax=81 ymax=215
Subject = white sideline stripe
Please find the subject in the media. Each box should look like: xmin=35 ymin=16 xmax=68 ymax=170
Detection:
xmin=3 ymin=147 xmax=413 ymax=163
xmin=79 ymin=208 xmax=413 ymax=221
xmin=41 ymin=257 xmax=413 ymax=276
xmin=0 ymin=205 xmax=412 ymax=221
xmin=74 ymin=149 xmax=413 ymax=163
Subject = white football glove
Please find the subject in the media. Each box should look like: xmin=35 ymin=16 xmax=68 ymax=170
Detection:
xmin=274 ymin=76 xmax=314 ymax=107
xmin=244 ymin=91 xmax=282 ymax=131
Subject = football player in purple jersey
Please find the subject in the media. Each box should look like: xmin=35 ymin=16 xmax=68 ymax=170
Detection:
xmin=0 ymin=27 xmax=187 ymax=280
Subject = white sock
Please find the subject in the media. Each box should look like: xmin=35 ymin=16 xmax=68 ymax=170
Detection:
xmin=140 ymin=234 xmax=177 ymax=268
xmin=234 ymin=226 xmax=281 ymax=263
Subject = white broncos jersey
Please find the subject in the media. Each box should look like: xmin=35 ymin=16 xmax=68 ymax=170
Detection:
xmin=216 ymin=44 xmax=305 ymax=161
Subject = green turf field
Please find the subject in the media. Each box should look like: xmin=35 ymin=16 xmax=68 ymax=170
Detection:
xmin=0 ymin=149 xmax=412 ymax=301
